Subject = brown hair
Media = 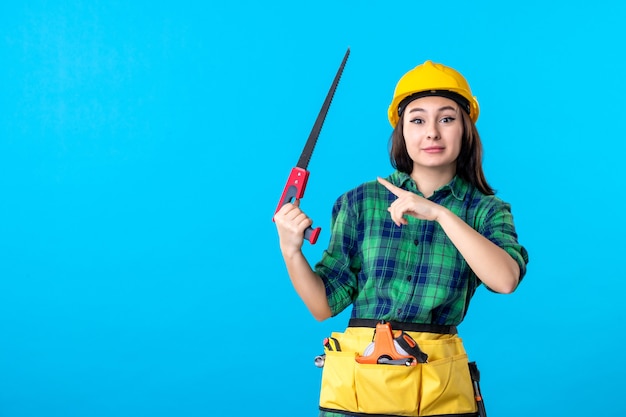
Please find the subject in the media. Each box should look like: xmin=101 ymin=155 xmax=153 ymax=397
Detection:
xmin=388 ymin=108 xmax=495 ymax=195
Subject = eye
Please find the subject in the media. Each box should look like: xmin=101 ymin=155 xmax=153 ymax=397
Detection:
xmin=409 ymin=117 xmax=424 ymax=124
xmin=440 ymin=116 xmax=456 ymax=123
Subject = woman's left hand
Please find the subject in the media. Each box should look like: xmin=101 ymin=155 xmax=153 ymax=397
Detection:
xmin=377 ymin=177 xmax=444 ymax=225
xmin=378 ymin=177 xmax=520 ymax=293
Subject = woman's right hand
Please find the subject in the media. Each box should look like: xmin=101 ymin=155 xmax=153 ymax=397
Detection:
xmin=274 ymin=201 xmax=313 ymax=257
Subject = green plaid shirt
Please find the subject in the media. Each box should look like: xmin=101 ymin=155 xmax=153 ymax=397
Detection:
xmin=315 ymin=170 xmax=529 ymax=326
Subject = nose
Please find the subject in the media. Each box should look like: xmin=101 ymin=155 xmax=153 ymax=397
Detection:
xmin=426 ymin=120 xmax=440 ymax=140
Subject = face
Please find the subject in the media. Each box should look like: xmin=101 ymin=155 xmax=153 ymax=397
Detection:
xmin=402 ymin=95 xmax=464 ymax=174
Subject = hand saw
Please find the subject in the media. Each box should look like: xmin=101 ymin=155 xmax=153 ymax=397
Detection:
xmin=273 ymin=47 xmax=350 ymax=244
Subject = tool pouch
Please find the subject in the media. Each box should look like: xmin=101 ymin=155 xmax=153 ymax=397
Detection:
xmin=319 ymin=327 xmax=478 ymax=416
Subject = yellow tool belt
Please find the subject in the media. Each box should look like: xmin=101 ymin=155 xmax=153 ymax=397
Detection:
xmin=319 ymin=321 xmax=478 ymax=416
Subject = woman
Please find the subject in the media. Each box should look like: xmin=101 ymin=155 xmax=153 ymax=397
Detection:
xmin=274 ymin=60 xmax=529 ymax=417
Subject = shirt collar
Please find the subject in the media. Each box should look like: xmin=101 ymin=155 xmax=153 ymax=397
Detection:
xmin=389 ymin=171 xmax=469 ymax=201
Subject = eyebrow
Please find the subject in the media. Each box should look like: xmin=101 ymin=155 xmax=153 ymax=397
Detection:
xmin=408 ymin=105 xmax=457 ymax=114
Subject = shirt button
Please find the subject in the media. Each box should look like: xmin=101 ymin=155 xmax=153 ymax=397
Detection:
xmin=396 ymin=308 xmax=402 ymax=315
xmin=413 ymin=239 xmax=419 ymax=246
xmin=407 ymin=276 xmax=412 ymax=281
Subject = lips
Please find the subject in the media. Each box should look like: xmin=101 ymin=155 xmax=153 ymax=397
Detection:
xmin=422 ymin=147 xmax=445 ymax=153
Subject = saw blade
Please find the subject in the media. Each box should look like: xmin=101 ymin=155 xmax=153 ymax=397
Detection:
xmin=296 ymin=47 xmax=350 ymax=169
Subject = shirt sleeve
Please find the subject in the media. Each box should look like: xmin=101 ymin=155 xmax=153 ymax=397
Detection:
xmin=314 ymin=191 xmax=362 ymax=316
xmin=477 ymin=197 xmax=530 ymax=285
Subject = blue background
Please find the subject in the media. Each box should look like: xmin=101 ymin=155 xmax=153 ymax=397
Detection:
xmin=1 ymin=1 xmax=624 ymax=416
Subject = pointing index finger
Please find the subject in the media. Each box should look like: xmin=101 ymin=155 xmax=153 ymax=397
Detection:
xmin=377 ymin=176 xmax=406 ymax=197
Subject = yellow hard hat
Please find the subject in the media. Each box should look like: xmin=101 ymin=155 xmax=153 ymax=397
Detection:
xmin=387 ymin=60 xmax=480 ymax=127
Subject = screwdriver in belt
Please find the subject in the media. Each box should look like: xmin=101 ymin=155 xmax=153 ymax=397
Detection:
xmin=324 ymin=337 xmax=341 ymax=352
xmin=315 ymin=337 xmax=342 ymax=368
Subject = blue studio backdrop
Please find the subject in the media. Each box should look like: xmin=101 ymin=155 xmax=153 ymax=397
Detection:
xmin=1 ymin=1 xmax=625 ymax=416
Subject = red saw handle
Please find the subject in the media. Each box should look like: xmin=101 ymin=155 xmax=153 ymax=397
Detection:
xmin=273 ymin=167 xmax=321 ymax=244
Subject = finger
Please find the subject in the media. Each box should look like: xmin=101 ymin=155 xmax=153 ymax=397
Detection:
xmin=377 ymin=176 xmax=406 ymax=197
xmin=276 ymin=202 xmax=296 ymax=217
xmin=277 ymin=202 xmax=312 ymax=227
xmin=387 ymin=206 xmax=408 ymax=226
xmin=276 ymin=198 xmax=304 ymax=216
xmin=275 ymin=209 xmax=312 ymax=237
xmin=295 ymin=212 xmax=313 ymax=230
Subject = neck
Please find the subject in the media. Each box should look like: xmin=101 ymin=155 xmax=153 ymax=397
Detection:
xmin=410 ymin=165 xmax=456 ymax=198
